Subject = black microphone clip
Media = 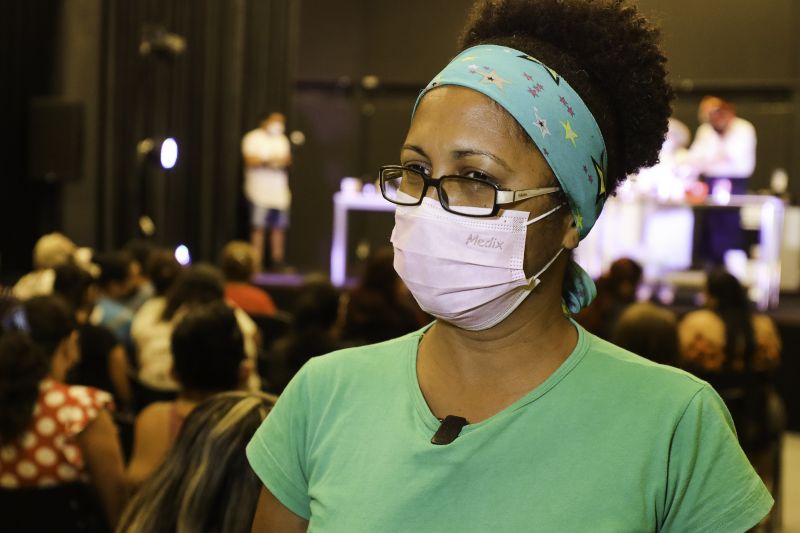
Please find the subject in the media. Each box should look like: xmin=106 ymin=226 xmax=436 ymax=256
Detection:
xmin=431 ymin=415 xmax=468 ymax=445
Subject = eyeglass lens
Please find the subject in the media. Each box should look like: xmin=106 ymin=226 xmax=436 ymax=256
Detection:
xmin=382 ymin=167 xmax=495 ymax=216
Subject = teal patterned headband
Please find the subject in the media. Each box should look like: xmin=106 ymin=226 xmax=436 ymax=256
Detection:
xmin=414 ymin=44 xmax=607 ymax=313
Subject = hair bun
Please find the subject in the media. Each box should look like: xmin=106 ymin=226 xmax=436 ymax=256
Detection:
xmin=460 ymin=0 xmax=673 ymax=192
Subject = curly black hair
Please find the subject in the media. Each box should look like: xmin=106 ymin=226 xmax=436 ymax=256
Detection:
xmin=459 ymin=0 xmax=673 ymax=194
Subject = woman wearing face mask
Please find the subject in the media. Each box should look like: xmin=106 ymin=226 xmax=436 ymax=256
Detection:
xmin=247 ymin=1 xmax=772 ymax=531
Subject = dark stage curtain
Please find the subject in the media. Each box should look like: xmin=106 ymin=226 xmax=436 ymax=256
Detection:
xmin=0 ymin=1 xmax=62 ymax=278
xmin=100 ymin=0 xmax=293 ymax=259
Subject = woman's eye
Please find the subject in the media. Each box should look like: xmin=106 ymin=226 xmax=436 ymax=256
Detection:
xmin=405 ymin=163 xmax=430 ymax=176
xmin=464 ymin=170 xmax=495 ymax=183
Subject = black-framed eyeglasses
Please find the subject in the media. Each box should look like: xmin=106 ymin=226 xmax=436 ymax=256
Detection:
xmin=379 ymin=165 xmax=561 ymax=217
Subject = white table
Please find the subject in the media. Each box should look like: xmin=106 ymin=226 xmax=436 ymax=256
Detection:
xmin=330 ymin=191 xmax=395 ymax=286
xmin=574 ymin=194 xmax=785 ymax=310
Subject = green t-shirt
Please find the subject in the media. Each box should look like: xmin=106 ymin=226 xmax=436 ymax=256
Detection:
xmin=247 ymin=323 xmax=772 ymax=532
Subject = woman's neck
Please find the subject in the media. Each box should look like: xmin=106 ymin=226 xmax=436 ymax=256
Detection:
xmin=415 ymin=279 xmax=578 ymax=423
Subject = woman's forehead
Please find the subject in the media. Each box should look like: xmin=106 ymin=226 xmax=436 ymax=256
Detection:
xmin=409 ymin=86 xmax=519 ymax=139
xmin=405 ymin=86 xmax=546 ymax=170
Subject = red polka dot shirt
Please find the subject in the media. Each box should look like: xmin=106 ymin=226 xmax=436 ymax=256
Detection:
xmin=0 ymin=379 xmax=114 ymax=488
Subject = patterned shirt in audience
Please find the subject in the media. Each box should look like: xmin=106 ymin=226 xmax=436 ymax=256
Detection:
xmin=0 ymin=379 xmax=113 ymax=488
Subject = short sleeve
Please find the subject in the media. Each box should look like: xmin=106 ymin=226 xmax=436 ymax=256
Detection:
xmin=246 ymin=364 xmax=312 ymax=519
xmin=61 ymin=385 xmax=115 ymax=439
xmin=661 ymin=385 xmax=773 ymax=532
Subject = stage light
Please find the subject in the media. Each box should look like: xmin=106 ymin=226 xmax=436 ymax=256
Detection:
xmin=174 ymin=244 xmax=191 ymax=266
xmin=160 ymin=138 xmax=178 ymax=169
xmin=138 ymin=137 xmax=179 ymax=170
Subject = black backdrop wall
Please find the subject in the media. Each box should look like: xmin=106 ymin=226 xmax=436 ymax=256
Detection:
xmin=0 ymin=1 xmax=63 ymax=279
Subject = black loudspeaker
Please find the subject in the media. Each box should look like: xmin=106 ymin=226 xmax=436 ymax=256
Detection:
xmin=28 ymin=98 xmax=84 ymax=182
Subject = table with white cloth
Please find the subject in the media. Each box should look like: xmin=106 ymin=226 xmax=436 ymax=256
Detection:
xmin=574 ymin=195 xmax=785 ymax=310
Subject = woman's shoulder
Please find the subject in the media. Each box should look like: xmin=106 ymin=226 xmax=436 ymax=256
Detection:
xmin=135 ymin=401 xmax=174 ymax=430
xmin=41 ymin=380 xmax=113 ymax=405
xmin=38 ymin=380 xmax=114 ymax=436
xmin=582 ymin=333 xmax=709 ymax=400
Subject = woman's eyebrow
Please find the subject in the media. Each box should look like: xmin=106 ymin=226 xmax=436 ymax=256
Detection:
xmin=401 ymin=144 xmax=428 ymax=158
xmin=452 ymin=149 xmax=513 ymax=173
xmin=402 ymin=145 xmax=513 ymax=173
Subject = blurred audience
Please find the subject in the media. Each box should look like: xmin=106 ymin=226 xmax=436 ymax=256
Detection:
xmin=220 ymin=240 xmax=277 ymax=317
xmin=117 ymin=391 xmax=274 ymax=533
xmin=0 ymin=296 xmax=126 ymax=530
xmin=264 ymin=275 xmax=343 ymax=394
xmin=340 ymin=247 xmax=423 ymax=345
xmin=126 ymin=302 xmax=249 ymax=489
xmin=120 ymin=239 xmax=157 ymax=312
xmin=575 ymin=258 xmax=643 ymax=340
xmin=678 ymin=269 xmax=784 ymax=496
xmin=53 ymin=264 xmax=133 ymax=411
xmin=91 ymin=252 xmax=138 ymax=348
xmin=12 ymin=233 xmax=77 ymax=301
xmin=143 ymin=247 xmax=183 ymax=298
xmin=130 ymin=264 xmax=260 ymax=404
xmin=611 ymin=302 xmax=679 ymax=366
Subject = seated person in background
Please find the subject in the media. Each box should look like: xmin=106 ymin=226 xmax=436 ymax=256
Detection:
xmin=144 ymin=247 xmax=183 ymax=299
xmin=574 ymin=257 xmax=642 ymax=340
xmin=91 ymin=251 xmax=139 ymax=348
xmin=340 ymin=247 xmax=423 ymax=345
xmin=678 ymin=269 xmax=783 ymax=502
xmin=264 ymin=275 xmax=342 ymax=394
xmin=12 ymin=233 xmax=77 ymax=301
xmin=611 ymin=302 xmax=679 ymax=367
xmin=120 ymin=239 xmax=157 ymax=313
xmin=0 ymin=296 xmax=127 ymax=530
xmin=53 ymin=264 xmax=133 ymax=411
xmin=126 ymin=301 xmax=251 ymax=489
xmin=118 ymin=391 xmax=274 ymax=533
xmin=130 ymin=264 xmax=260 ymax=404
xmin=129 ymin=248 xmax=183 ymax=377
xmin=679 ymin=269 xmax=781 ymax=374
xmin=220 ymin=240 xmax=277 ymax=317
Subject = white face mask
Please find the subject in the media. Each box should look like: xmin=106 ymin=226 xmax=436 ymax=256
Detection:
xmin=266 ymin=122 xmax=285 ymax=135
xmin=391 ymin=197 xmax=564 ymax=331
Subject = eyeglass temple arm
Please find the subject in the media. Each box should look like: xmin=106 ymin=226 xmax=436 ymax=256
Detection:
xmin=496 ymin=186 xmax=561 ymax=204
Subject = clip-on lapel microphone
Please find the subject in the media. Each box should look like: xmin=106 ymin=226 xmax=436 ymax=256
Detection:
xmin=431 ymin=415 xmax=468 ymax=445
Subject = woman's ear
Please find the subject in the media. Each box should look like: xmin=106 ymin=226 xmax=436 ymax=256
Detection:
xmin=561 ymin=214 xmax=580 ymax=250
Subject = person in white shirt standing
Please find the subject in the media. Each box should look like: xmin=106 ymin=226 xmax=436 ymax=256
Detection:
xmin=686 ymin=96 xmax=757 ymax=265
xmin=241 ymin=113 xmax=292 ymax=271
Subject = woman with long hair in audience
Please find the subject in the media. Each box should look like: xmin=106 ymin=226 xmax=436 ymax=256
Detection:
xmin=679 ymin=268 xmax=784 ymax=499
xmin=117 ymin=391 xmax=274 ymax=533
xmin=0 ymin=296 xmax=127 ymax=532
xmin=130 ymin=264 xmax=260 ymax=407
xmin=126 ymin=301 xmax=251 ymax=489
xmin=246 ymin=1 xmax=771 ymax=530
